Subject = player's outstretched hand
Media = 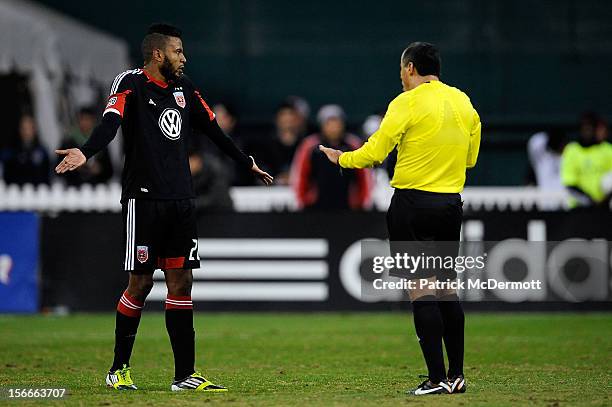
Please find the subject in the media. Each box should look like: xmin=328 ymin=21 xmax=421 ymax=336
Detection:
xmin=55 ymin=148 xmax=86 ymax=174
xmin=318 ymin=145 xmax=342 ymax=165
xmin=250 ymin=156 xmax=274 ymax=185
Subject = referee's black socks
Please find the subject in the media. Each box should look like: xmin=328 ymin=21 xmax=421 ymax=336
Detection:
xmin=111 ymin=290 xmax=144 ymax=371
xmin=438 ymin=294 xmax=465 ymax=378
xmin=165 ymin=295 xmax=195 ymax=380
xmin=411 ymin=295 xmax=446 ymax=383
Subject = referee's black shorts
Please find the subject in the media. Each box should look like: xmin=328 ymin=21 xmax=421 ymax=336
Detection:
xmin=386 ymin=188 xmax=462 ymax=281
xmin=122 ymin=198 xmax=200 ymax=273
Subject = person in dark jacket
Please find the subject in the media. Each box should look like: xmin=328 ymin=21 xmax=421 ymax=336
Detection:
xmin=189 ymin=147 xmax=234 ymax=214
xmin=57 ymin=107 xmax=114 ymax=185
xmin=2 ymin=114 xmax=50 ymax=185
xmin=290 ymin=104 xmax=372 ymax=210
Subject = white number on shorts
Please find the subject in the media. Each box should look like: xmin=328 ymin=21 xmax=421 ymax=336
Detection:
xmin=189 ymin=239 xmax=200 ymax=261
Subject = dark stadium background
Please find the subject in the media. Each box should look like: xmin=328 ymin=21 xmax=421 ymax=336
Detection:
xmin=30 ymin=0 xmax=612 ymax=185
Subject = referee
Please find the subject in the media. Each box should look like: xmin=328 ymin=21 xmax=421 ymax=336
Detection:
xmin=320 ymin=42 xmax=481 ymax=395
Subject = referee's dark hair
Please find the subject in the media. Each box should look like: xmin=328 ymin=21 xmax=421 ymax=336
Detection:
xmin=401 ymin=42 xmax=441 ymax=77
xmin=142 ymin=23 xmax=182 ymax=63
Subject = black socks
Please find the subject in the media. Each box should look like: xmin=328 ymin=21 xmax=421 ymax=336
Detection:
xmin=438 ymin=294 xmax=465 ymax=377
xmin=165 ymin=295 xmax=195 ymax=380
xmin=411 ymin=295 xmax=446 ymax=383
xmin=111 ymin=291 xmax=144 ymax=371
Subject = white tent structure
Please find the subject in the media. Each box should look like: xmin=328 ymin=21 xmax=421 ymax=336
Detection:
xmin=0 ymin=0 xmax=130 ymax=152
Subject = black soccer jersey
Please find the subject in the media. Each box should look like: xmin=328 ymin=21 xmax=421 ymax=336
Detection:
xmin=80 ymin=68 xmax=252 ymax=202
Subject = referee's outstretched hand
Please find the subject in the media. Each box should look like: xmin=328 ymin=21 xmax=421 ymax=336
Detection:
xmin=55 ymin=148 xmax=86 ymax=174
xmin=249 ymin=156 xmax=274 ymax=185
xmin=318 ymin=145 xmax=342 ymax=165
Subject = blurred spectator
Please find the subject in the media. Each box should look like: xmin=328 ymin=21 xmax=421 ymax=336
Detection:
xmin=212 ymin=102 xmax=252 ymax=186
xmin=362 ymin=113 xmax=383 ymax=139
xmin=249 ymin=102 xmax=302 ymax=185
xmin=214 ymin=103 xmax=238 ymax=136
xmin=56 ymin=107 xmax=114 ymax=186
xmin=2 ymin=114 xmax=50 ymax=185
xmin=189 ymin=148 xmax=234 ymax=214
xmin=285 ymin=95 xmax=313 ymax=136
xmin=561 ymin=112 xmax=612 ymax=208
xmin=290 ymin=104 xmax=372 ymax=210
xmin=527 ymin=129 xmax=567 ymax=190
xmin=595 ymin=117 xmax=609 ymax=143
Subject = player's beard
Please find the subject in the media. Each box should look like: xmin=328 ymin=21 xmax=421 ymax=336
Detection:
xmin=160 ymin=57 xmax=180 ymax=82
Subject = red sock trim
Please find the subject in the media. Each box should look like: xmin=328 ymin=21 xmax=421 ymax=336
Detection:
xmin=117 ymin=290 xmax=144 ymax=317
xmin=165 ymin=295 xmax=193 ymax=310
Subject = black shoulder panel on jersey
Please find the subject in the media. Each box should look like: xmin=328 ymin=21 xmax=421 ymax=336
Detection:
xmin=178 ymin=74 xmax=194 ymax=88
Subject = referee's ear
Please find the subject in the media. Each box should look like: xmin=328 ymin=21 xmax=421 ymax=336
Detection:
xmin=405 ymin=61 xmax=415 ymax=75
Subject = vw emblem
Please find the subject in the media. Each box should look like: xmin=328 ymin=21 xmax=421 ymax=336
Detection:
xmin=158 ymin=108 xmax=182 ymax=140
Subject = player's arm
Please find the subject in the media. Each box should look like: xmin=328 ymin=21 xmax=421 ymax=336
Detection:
xmin=466 ymin=109 xmax=481 ymax=169
xmin=320 ymin=96 xmax=408 ymax=168
xmin=56 ymin=78 xmax=132 ymax=174
xmin=190 ymin=89 xmax=273 ymax=185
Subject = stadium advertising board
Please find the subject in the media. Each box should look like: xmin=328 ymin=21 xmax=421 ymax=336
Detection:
xmin=40 ymin=211 xmax=612 ymax=311
xmin=0 ymin=212 xmax=39 ymax=313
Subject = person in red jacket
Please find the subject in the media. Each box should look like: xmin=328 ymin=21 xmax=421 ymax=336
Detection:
xmin=290 ymin=104 xmax=372 ymax=210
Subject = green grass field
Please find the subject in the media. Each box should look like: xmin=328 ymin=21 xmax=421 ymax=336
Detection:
xmin=0 ymin=312 xmax=610 ymax=406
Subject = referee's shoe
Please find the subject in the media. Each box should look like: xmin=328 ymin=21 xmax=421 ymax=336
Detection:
xmin=408 ymin=375 xmax=452 ymax=395
xmin=449 ymin=374 xmax=467 ymax=393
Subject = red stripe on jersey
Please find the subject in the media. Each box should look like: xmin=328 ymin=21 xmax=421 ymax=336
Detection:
xmin=104 ymin=90 xmax=131 ymax=117
xmin=194 ymin=90 xmax=216 ymax=121
xmin=142 ymin=68 xmax=168 ymax=88
xmin=157 ymin=256 xmax=186 ymax=269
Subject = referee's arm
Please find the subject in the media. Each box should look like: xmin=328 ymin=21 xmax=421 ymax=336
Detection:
xmin=338 ymin=97 xmax=409 ymax=169
xmin=466 ymin=109 xmax=481 ymax=169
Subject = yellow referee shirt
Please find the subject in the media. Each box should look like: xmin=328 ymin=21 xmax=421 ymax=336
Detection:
xmin=339 ymin=80 xmax=481 ymax=193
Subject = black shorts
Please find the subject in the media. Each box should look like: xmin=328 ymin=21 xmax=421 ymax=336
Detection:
xmin=122 ymin=198 xmax=200 ymax=273
xmin=386 ymin=188 xmax=462 ymax=280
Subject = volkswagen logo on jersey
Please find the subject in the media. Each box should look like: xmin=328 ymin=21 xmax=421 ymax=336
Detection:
xmin=158 ymin=108 xmax=182 ymax=140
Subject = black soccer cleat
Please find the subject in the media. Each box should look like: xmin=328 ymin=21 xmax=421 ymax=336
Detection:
xmin=448 ymin=374 xmax=466 ymax=393
xmin=408 ymin=376 xmax=452 ymax=395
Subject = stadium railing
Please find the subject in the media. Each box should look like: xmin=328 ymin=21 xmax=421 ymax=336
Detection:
xmin=0 ymin=181 xmax=570 ymax=212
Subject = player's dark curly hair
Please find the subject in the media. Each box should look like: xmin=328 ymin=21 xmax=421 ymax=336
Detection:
xmin=142 ymin=23 xmax=182 ymax=63
xmin=401 ymin=42 xmax=441 ymax=77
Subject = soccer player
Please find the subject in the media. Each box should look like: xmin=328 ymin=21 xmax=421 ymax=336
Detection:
xmin=320 ymin=42 xmax=481 ymax=395
xmin=55 ymin=24 xmax=273 ymax=392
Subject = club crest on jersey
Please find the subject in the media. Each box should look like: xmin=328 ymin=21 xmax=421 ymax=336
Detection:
xmin=136 ymin=246 xmax=149 ymax=263
xmin=158 ymin=108 xmax=182 ymax=140
xmin=173 ymin=91 xmax=186 ymax=108
xmin=106 ymin=96 xmax=117 ymax=108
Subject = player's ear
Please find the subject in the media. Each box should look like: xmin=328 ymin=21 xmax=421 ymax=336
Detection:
xmin=153 ymin=48 xmax=164 ymax=63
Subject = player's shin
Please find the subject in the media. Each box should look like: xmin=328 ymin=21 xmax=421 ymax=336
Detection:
xmin=165 ymin=295 xmax=195 ymax=380
xmin=111 ymin=290 xmax=144 ymax=371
